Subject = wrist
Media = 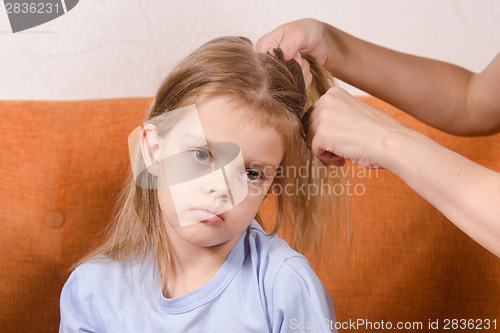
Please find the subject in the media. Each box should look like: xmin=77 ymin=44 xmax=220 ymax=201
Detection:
xmin=378 ymin=127 xmax=429 ymax=173
xmin=322 ymin=24 xmax=352 ymax=78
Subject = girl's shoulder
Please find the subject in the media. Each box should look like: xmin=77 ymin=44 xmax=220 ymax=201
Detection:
xmin=244 ymin=221 xmax=334 ymax=327
xmin=247 ymin=220 xmax=307 ymax=261
xmin=245 ymin=220 xmax=314 ymax=280
xmin=60 ymin=257 xmax=160 ymax=331
xmin=63 ymin=256 xmax=157 ymax=300
xmin=72 ymin=256 xmax=138 ymax=277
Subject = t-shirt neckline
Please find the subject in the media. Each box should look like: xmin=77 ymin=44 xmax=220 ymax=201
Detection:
xmin=158 ymin=226 xmax=249 ymax=314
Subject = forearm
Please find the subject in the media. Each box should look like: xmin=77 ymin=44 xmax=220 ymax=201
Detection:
xmin=323 ymin=24 xmax=490 ymax=135
xmin=381 ymin=128 xmax=500 ymax=257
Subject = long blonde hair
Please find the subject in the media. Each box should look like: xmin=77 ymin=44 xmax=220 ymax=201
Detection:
xmin=76 ymin=37 xmax=340 ymax=286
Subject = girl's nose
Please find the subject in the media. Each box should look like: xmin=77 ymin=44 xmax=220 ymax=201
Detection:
xmin=206 ymin=181 xmax=230 ymax=202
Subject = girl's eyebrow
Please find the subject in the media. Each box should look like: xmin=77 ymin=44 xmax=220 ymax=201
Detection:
xmin=247 ymin=161 xmax=279 ymax=170
xmin=181 ymin=134 xmax=207 ymax=145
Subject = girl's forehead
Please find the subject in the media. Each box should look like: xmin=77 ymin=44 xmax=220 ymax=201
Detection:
xmin=194 ymin=97 xmax=267 ymax=133
xmin=162 ymin=99 xmax=285 ymax=167
xmin=185 ymin=93 xmax=297 ymax=138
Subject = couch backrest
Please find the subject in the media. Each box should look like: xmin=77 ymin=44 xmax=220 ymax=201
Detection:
xmin=1 ymin=97 xmax=499 ymax=332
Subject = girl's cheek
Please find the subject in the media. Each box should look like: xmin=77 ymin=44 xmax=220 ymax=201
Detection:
xmin=246 ymin=183 xmax=268 ymax=199
xmin=241 ymin=173 xmax=276 ymax=200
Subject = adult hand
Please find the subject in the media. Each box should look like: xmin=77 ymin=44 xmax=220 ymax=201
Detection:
xmin=257 ymin=19 xmax=334 ymax=89
xmin=303 ymin=87 xmax=406 ymax=169
xmin=257 ymin=18 xmax=330 ymax=64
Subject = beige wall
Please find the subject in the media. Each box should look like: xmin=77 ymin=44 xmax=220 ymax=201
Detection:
xmin=1 ymin=0 xmax=499 ymax=100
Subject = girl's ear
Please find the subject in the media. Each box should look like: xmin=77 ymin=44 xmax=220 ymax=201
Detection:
xmin=141 ymin=123 xmax=162 ymax=176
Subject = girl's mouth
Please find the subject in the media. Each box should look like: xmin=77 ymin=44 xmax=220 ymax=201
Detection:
xmin=190 ymin=208 xmax=224 ymax=225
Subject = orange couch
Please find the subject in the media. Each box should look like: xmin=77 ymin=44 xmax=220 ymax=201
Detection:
xmin=1 ymin=97 xmax=499 ymax=332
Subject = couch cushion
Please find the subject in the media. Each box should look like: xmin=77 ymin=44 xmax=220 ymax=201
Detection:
xmin=0 ymin=98 xmax=150 ymax=332
xmin=0 ymin=97 xmax=499 ymax=332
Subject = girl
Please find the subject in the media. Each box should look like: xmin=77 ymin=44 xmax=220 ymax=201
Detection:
xmin=59 ymin=36 xmax=339 ymax=332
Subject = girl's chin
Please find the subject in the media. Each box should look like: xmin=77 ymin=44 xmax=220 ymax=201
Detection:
xmin=177 ymin=228 xmax=230 ymax=247
xmin=180 ymin=228 xmax=246 ymax=249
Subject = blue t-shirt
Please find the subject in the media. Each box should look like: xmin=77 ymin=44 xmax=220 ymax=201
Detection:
xmin=59 ymin=220 xmax=336 ymax=332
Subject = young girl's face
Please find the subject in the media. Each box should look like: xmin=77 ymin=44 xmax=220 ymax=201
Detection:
xmin=155 ymin=96 xmax=285 ymax=249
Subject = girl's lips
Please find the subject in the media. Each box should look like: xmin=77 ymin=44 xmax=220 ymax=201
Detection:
xmin=191 ymin=209 xmax=224 ymax=225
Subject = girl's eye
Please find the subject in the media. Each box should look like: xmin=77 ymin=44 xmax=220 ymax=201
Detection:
xmin=245 ymin=170 xmax=263 ymax=182
xmin=190 ymin=149 xmax=211 ymax=163
xmin=195 ymin=150 xmax=209 ymax=161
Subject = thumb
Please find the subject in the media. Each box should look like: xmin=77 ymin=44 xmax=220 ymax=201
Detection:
xmin=278 ymin=30 xmax=305 ymax=61
xmin=256 ymin=26 xmax=285 ymax=53
xmin=257 ymin=24 xmax=306 ymax=61
xmin=318 ymin=151 xmax=346 ymax=167
xmin=277 ymin=26 xmax=312 ymax=61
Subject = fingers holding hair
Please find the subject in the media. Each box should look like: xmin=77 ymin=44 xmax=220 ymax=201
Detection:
xmin=257 ymin=21 xmax=309 ymax=61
